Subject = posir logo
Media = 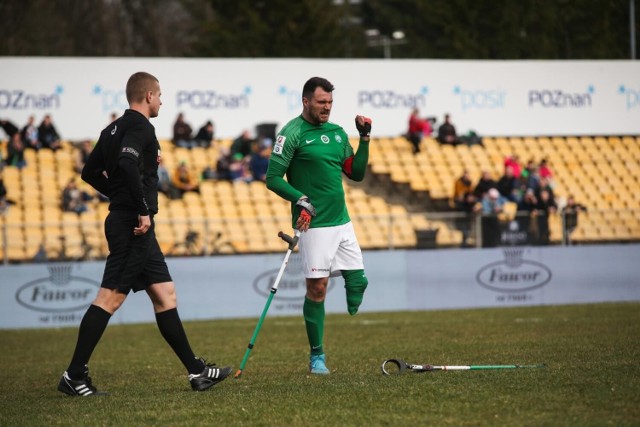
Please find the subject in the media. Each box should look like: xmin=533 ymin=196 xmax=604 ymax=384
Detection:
xmin=278 ymin=85 xmax=302 ymax=112
xmin=528 ymin=86 xmax=594 ymax=108
xmin=176 ymin=86 xmax=251 ymax=109
xmin=618 ymin=85 xmax=640 ymax=110
xmin=0 ymin=85 xmax=63 ymax=110
xmin=15 ymin=265 xmax=100 ymax=313
xmin=92 ymin=85 xmax=128 ymax=114
xmin=252 ymin=253 xmax=334 ymax=301
xmin=453 ymin=85 xmax=506 ymax=111
xmin=357 ymin=86 xmax=429 ymax=109
xmin=476 ymin=248 xmax=551 ymax=293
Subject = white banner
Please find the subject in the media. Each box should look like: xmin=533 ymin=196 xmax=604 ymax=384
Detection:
xmin=1 ymin=58 xmax=639 ymax=140
xmin=1 ymin=244 xmax=638 ymax=330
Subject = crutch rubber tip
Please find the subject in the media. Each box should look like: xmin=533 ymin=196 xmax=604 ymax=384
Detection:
xmin=234 ymin=370 xmax=243 ymax=379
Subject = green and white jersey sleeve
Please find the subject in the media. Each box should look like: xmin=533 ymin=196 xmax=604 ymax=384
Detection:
xmin=269 ymin=115 xmax=353 ymax=228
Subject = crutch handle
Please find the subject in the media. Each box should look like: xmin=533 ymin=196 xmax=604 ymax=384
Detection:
xmin=278 ymin=230 xmax=300 ymax=250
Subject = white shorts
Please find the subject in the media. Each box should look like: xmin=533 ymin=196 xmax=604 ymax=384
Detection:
xmin=298 ymin=222 xmax=364 ymax=279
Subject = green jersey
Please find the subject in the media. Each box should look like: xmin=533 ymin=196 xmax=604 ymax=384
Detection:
xmin=267 ymin=115 xmax=355 ymax=228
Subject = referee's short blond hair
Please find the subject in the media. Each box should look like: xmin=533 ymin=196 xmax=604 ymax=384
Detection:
xmin=126 ymin=72 xmax=159 ymax=104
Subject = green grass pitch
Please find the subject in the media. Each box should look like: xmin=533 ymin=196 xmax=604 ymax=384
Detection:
xmin=1 ymin=302 xmax=638 ymax=426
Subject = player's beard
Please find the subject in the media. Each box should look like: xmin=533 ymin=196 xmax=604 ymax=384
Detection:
xmin=313 ymin=108 xmax=330 ymax=124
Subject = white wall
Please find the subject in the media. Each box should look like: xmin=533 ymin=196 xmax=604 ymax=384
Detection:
xmin=1 ymin=244 xmax=638 ymax=330
xmin=1 ymin=58 xmax=639 ymax=140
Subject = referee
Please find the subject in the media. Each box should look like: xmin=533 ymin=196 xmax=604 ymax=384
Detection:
xmin=58 ymin=72 xmax=230 ymax=396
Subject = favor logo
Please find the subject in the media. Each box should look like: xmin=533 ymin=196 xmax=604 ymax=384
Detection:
xmin=476 ymin=248 xmax=552 ymax=293
xmin=15 ymin=265 xmax=100 ymax=313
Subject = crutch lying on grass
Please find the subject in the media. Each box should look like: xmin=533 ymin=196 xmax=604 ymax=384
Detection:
xmin=381 ymin=358 xmax=546 ymax=375
xmin=235 ymin=230 xmax=301 ymax=379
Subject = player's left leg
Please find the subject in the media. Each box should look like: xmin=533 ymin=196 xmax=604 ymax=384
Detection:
xmin=333 ymin=222 xmax=367 ymax=315
xmin=342 ymin=269 xmax=368 ymax=315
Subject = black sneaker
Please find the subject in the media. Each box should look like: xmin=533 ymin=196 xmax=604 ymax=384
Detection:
xmin=58 ymin=370 xmax=108 ymax=396
xmin=188 ymin=359 xmax=232 ymax=391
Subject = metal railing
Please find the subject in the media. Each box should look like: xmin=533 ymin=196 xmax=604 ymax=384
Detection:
xmin=1 ymin=208 xmax=637 ymax=265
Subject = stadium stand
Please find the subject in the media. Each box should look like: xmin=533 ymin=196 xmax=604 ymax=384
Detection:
xmin=0 ymin=133 xmax=639 ymax=263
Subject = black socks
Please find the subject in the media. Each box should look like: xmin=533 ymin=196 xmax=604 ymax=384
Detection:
xmin=155 ymin=308 xmax=204 ymax=374
xmin=67 ymin=304 xmax=111 ymax=379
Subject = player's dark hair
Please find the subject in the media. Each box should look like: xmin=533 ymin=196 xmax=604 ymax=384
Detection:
xmin=302 ymin=77 xmax=334 ymax=99
xmin=126 ymin=72 xmax=159 ymax=104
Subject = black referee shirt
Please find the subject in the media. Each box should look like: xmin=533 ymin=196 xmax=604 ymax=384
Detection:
xmin=81 ymin=109 xmax=160 ymax=215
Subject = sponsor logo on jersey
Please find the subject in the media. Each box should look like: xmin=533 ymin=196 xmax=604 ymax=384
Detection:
xmin=321 ymin=135 xmax=330 ymax=144
xmin=273 ymin=135 xmax=286 ymax=155
xmin=305 ymin=139 xmax=315 ymax=144
xmin=335 ymin=134 xmax=343 ymax=143
xmin=121 ymin=146 xmax=139 ymax=157
xmin=110 ymin=125 xmax=117 ymax=135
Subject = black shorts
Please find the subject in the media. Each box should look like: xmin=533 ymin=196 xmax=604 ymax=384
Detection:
xmin=101 ymin=210 xmax=172 ymax=294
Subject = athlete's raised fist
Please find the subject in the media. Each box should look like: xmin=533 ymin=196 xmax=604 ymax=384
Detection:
xmin=355 ymin=115 xmax=372 ymax=138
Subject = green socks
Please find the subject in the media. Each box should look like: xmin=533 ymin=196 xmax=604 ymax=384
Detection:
xmin=303 ymin=297 xmax=325 ymax=355
xmin=343 ymin=269 xmax=368 ymax=315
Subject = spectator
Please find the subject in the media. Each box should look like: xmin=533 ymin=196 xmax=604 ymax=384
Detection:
xmin=524 ymin=163 xmax=542 ymax=193
xmin=215 ymin=147 xmax=233 ymax=181
xmin=504 ymin=154 xmax=522 ymax=179
xmin=516 ymin=188 xmax=537 ymax=243
xmin=38 ymin=114 xmax=62 ymax=151
xmin=496 ymin=165 xmax=522 ymax=203
xmin=172 ymin=113 xmax=196 ymax=148
xmin=158 ymin=158 xmax=179 ymax=199
xmin=229 ymin=153 xmax=252 ymax=182
xmin=20 ymin=115 xmax=40 ymax=150
xmin=473 ymin=170 xmax=497 ymax=199
xmin=436 ymin=113 xmax=458 ymax=146
xmin=171 ymin=161 xmax=199 ymax=196
xmin=62 ymin=179 xmax=92 ymax=215
xmin=109 ymin=112 xmax=118 ymax=123
xmin=6 ymin=132 xmax=27 ymax=169
xmin=520 ymin=158 xmax=536 ymax=182
xmin=478 ymin=188 xmax=506 ymax=247
xmin=459 ymin=130 xmax=483 ymax=146
xmin=74 ymin=140 xmax=94 ymax=174
xmin=406 ymin=107 xmax=432 ymax=154
xmin=249 ymin=141 xmax=271 ymax=182
xmin=562 ymin=195 xmax=587 ymax=244
xmin=535 ymin=188 xmax=557 ymax=245
xmin=535 ymin=176 xmax=555 ymax=201
xmin=230 ymin=130 xmax=253 ymax=159
xmin=539 ymin=158 xmax=553 ymax=179
xmin=456 ymin=191 xmax=478 ymax=248
xmin=194 ymin=120 xmax=215 ymax=148
xmin=452 ymin=169 xmax=473 ymax=210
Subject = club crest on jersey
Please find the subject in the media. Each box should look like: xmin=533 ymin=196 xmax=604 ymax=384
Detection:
xmin=273 ymin=135 xmax=286 ymax=155
xmin=321 ymin=135 xmax=330 ymax=144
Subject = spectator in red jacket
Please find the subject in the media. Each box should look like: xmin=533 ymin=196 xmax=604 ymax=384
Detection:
xmin=406 ymin=108 xmax=432 ymax=154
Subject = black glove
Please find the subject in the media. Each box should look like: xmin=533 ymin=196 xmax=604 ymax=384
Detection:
xmin=355 ymin=117 xmax=372 ymax=137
